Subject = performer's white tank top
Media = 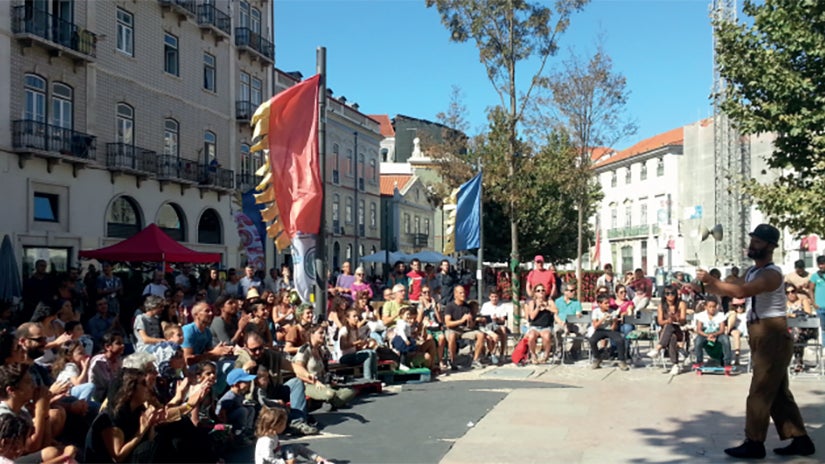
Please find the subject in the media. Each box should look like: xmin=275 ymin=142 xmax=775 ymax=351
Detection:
xmin=745 ymin=263 xmax=786 ymax=321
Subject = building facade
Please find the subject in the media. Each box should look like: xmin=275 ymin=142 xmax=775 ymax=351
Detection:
xmin=379 ymin=172 xmax=435 ymax=255
xmin=0 ymin=0 xmax=276 ymax=275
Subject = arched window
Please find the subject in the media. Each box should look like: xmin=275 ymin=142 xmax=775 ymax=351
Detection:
xmin=157 ymin=202 xmax=187 ymax=242
xmin=346 ymin=244 xmax=353 ymax=261
xmin=198 ymin=208 xmax=223 ymax=244
xmin=51 ymin=82 xmax=73 ymax=129
xmin=24 ymin=74 xmax=46 ymax=122
xmin=333 ymin=242 xmax=341 ymax=271
xmin=163 ymin=119 xmax=179 ymax=157
xmin=116 ymin=103 xmax=134 ymax=144
xmin=240 ymin=143 xmax=250 ymax=176
xmin=106 ymin=196 xmax=143 ymax=238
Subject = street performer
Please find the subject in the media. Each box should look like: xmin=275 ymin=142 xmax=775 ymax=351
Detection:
xmin=696 ymin=224 xmax=815 ymax=459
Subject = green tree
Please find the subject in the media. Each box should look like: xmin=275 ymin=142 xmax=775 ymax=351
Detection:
xmin=714 ymin=0 xmax=825 ymax=234
xmin=425 ymin=0 xmax=589 ymax=266
xmin=533 ymin=42 xmax=636 ymax=300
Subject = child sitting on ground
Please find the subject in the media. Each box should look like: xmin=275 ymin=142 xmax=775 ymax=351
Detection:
xmin=391 ymin=307 xmax=417 ymax=370
xmin=254 ymin=407 xmax=331 ymax=464
xmin=217 ymin=368 xmax=259 ymax=446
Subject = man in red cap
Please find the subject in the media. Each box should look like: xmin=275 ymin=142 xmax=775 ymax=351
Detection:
xmin=697 ymin=224 xmax=814 ymax=459
xmin=526 ymin=255 xmax=556 ymax=299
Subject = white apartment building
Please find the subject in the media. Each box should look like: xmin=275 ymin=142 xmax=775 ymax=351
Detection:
xmin=380 ymin=170 xmax=436 ymax=254
xmin=591 ymin=126 xmax=686 ymax=275
xmin=272 ymin=70 xmax=383 ymax=272
xmin=0 ymin=0 xmax=275 ymax=275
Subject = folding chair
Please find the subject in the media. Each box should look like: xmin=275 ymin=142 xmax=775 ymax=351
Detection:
xmin=559 ymin=314 xmax=591 ymax=364
xmin=787 ymin=316 xmax=823 ymax=376
xmin=624 ymin=311 xmax=655 ymax=363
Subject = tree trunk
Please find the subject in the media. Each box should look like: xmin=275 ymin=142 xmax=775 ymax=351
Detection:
xmin=576 ymin=200 xmax=583 ymax=302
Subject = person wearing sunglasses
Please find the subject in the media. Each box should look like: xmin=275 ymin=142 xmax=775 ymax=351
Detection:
xmin=697 ymin=224 xmax=814 ymax=458
xmin=784 ymin=284 xmax=815 ymax=373
xmin=524 ymin=285 xmax=557 ymax=364
xmin=646 ymin=285 xmax=687 ymax=375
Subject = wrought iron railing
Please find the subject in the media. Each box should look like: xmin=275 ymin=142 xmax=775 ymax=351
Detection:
xmin=12 ymin=120 xmax=95 ymax=160
xmin=105 ymin=143 xmax=157 ymax=173
xmin=235 ymin=27 xmax=274 ymax=62
xmin=196 ymin=3 xmax=230 ymax=35
xmin=200 ymin=166 xmax=234 ymax=189
xmin=158 ymin=0 xmax=197 ymax=16
xmin=235 ymin=172 xmax=262 ymax=191
xmin=236 ymin=101 xmax=255 ymax=121
xmin=11 ymin=6 xmax=97 ymax=57
xmin=156 ymin=155 xmax=200 ymax=183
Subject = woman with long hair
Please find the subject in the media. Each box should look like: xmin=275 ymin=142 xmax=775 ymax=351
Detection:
xmin=204 ymin=268 xmax=224 ymax=305
xmin=51 ymin=340 xmax=97 ymax=406
xmin=785 ymin=283 xmax=816 ymax=372
xmin=417 ymin=285 xmax=446 ymax=368
xmin=291 ymin=324 xmax=356 ymax=410
xmin=647 ymin=285 xmax=687 ymax=375
xmin=271 ymin=289 xmax=295 ymax=344
xmin=614 ymin=284 xmax=636 ymax=336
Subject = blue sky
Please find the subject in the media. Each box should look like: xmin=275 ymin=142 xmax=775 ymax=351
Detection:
xmin=274 ymin=0 xmax=715 ymax=149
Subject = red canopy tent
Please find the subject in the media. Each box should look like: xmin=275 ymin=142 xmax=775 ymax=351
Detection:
xmin=79 ymin=223 xmax=221 ymax=263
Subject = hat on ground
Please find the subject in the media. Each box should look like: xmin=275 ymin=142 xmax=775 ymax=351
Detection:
xmin=226 ymin=368 xmax=257 ymax=386
xmin=748 ymin=224 xmax=780 ymax=246
xmin=534 ymin=255 xmax=544 ymax=262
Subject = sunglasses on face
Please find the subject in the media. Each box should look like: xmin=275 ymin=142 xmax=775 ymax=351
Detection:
xmin=664 ymin=292 xmax=676 ymax=296
xmin=535 ymin=289 xmax=546 ymax=293
xmin=249 ymin=346 xmax=263 ymax=354
xmin=786 ymin=290 xmax=795 ymax=294
xmin=27 ymin=337 xmax=46 ymax=343
xmin=565 ymin=288 xmax=576 ymax=292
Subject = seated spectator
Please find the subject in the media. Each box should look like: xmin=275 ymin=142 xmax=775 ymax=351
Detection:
xmin=0 ymin=363 xmax=77 ymax=463
xmin=254 ymin=407 xmax=330 ymax=464
xmin=89 ymin=331 xmax=125 ymax=403
xmin=646 ymin=285 xmax=688 ymax=375
xmin=444 ymin=286 xmax=486 ymax=371
xmin=613 ymin=284 xmax=636 ymax=336
xmin=234 ymin=332 xmax=317 ymax=436
xmin=628 ymin=268 xmax=652 ymax=311
xmin=145 ymin=342 xmax=187 ymax=405
xmin=587 ymin=295 xmax=630 ymax=371
xmin=29 ymin=303 xmax=72 ymax=367
xmin=0 ymin=413 xmax=48 ymax=464
xmin=337 ymin=308 xmax=379 ymax=379
xmin=292 ymin=325 xmax=356 ymax=411
xmin=349 ymin=267 xmax=373 ymax=301
xmin=381 ymin=284 xmax=407 ymax=333
xmin=211 ymin=296 xmax=249 ymax=347
xmin=786 ymin=284 xmax=816 ymax=373
xmin=133 ymin=295 xmax=165 ymax=353
xmin=692 ymin=297 xmax=732 ymax=373
xmin=217 ymin=368 xmax=258 ymax=445
xmin=182 ymin=302 xmax=233 ymax=366
xmin=554 ymin=282 xmax=584 ymax=359
xmin=479 ymin=289 xmax=508 ymax=365
xmin=64 ymin=321 xmax=93 ymax=356
xmin=285 ymin=305 xmax=314 ymax=357
xmin=164 ymin=323 xmax=184 ymax=346
xmin=726 ymin=298 xmax=747 ymax=366
xmin=272 ymin=290 xmax=296 ymax=344
xmin=142 ymin=270 xmax=169 ymax=299
xmin=525 ymin=284 xmax=557 ymax=364
xmin=51 ymin=340 xmax=97 ymax=407
xmin=247 ymin=302 xmax=275 ymax=346
xmin=417 ymin=285 xmax=446 ymax=368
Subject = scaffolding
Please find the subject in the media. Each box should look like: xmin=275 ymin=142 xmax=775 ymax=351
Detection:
xmin=711 ymin=0 xmax=751 ymax=266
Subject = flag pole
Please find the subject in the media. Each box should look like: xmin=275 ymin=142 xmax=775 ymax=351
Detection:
xmin=314 ymin=47 xmax=328 ymax=322
xmin=476 ymin=158 xmax=484 ymax=303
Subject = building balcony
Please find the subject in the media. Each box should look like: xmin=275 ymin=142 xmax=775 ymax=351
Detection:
xmin=408 ymin=233 xmax=429 ymax=248
xmin=12 ymin=120 xmax=95 ymax=173
xmin=158 ymin=0 xmax=197 ymax=19
xmin=236 ymin=172 xmax=262 ymax=191
xmin=607 ymin=224 xmax=654 ymax=240
xmin=155 ymin=155 xmax=200 ymax=184
xmin=11 ymin=6 xmax=96 ymax=62
xmin=105 ymin=143 xmax=158 ymax=177
xmin=199 ymin=166 xmax=235 ymax=191
xmin=196 ymin=3 xmax=230 ymax=38
xmin=236 ymin=100 xmax=255 ymax=123
xmin=235 ymin=27 xmax=274 ymax=64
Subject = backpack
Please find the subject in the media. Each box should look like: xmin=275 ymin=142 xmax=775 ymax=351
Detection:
xmin=511 ymin=337 xmax=530 ymax=366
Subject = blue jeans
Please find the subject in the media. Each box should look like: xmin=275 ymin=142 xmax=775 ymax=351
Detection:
xmin=694 ymin=334 xmax=732 ymax=366
xmin=817 ymin=308 xmax=825 ymax=335
xmin=284 ymin=377 xmax=308 ymax=423
xmin=340 ymin=350 xmax=378 ymax=380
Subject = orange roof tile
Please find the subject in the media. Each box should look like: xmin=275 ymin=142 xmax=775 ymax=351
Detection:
xmin=589 ymin=146 xmax=614 ymax=163
xmin=380 ymin=175 xmax=412 ymax=196
xmin=368 ymin=114 xmax=395 ymax=138
xmin=592 ymin=126 xmax=684 ymax=169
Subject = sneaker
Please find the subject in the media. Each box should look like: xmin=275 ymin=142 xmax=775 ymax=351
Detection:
xmin=691 ymin=363 xmax=703 ymax=370
xmin=590 ymin=359 xmax=602 ymax=369
xmin=724 ymin=439 xmax=766 ymax=459
xmin=724 ymin=365 xmax=733 ymax=375
xmin=289 ymin=421 xmax=319 ymax=436
xmin=398 ymin=363 xmax=410 ymax=371
xmin=773 ymin=435 xmax=815 ymax=456
xmin=490 ymin=355 xmax=500 ymax=365
xmin=471 ymin=360 xmax=484 ymax=369
xmin=450 ymin=361 xmax=459 ymax=371
xmin=618 ymin=361 xmax=630 ymax=371
xmin=645 ymin=349 xmax=659 ymax=358
xmin=669 ymin=365 xmax=680 ymax=376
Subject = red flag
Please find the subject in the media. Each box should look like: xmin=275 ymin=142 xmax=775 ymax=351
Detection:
xmin=266 ymin=74 xmax=322 ymax=237
xmin=591 ymin=228 xmax=601 ymax=267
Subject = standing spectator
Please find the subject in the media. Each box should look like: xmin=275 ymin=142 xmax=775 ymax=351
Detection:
xmin=785 ymin=284 xmax=816 ymax=373
xmin=628 ymin=268 xmax=652 ymax=311
xmin=175 ymin=264 xmax=195 ymax=296
xmin=22 ymin=259 xmax=55 ymax=323
xmin=142 ymin=270 xmax=169 ymax=299
xmin=204 ymin=268 xmax=224 ymax=304
xmin=433 ymin=260 xmax=458 ymax=306
xmin=388 ymin=261 xmax=409 ymax=290
xmin=406 ymin=259 xmax=426 ymax=306
xmin=333 ymin=261 xmax=356 ymax=302
xmin=264 ymin=267 xmax=281 ymax=293
xmin=808 ymin=255 xmax=825 ymax=335
xmin=596 ymin=263 xmax=617 ymax=296
xmin=785 ymin=260 xmax=810 ymax=300
xmin=240 ymin=265 xmax=262 ymax=298
xmin=67 ymin=266 xmax=87 ymax=317
xmin=277 ymin=264 xmax=293 ymax=292
xmin=224 ymin=268 xmax=242 ymax=298
xmin=526 ymin=255 xmax=556 ymax=299
xmin=96 ymin=262 xmax=123 ymax=317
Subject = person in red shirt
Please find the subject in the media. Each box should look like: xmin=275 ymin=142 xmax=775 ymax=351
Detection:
xmin=629 ymin=268 xmax=652 ymax=311
xmin=526 ymin=255 xmax=556 ymax=298
xmin=406 ymin=258 xmax=427 ymax=306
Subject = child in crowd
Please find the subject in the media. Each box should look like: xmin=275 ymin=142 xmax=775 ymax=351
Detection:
xmin=254 ymin=407 xmax=331 ymax=464
xmin=253 ymin=365 xmax=285 ymax=409
xmin=64 ymin=320 xmax=93 ymax=356
xmin=164 ymin=323 xmax=184 ymax=345
xmin=192 ymin=361 xmax=219 ymax=428
xmin=0 ymin=414 xmax=33 ymax=464
xmin=52 ymin=340 xmax=97 ymax=405
xmin=391 ymin=307 xmax=417 ymax=370
xmin=217 ymin=368 xmax=258 ymax=445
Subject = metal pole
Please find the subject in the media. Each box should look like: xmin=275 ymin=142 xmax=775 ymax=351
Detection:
xmin=353 ymin=132 xmax=359 ymax=267
xmin=314 ymin=47 xmax=327 ymax=322
xmin=667 ymin=193 xmax=672 ymax=275
xmin=476 ymin=159 xmax=483 ymax=303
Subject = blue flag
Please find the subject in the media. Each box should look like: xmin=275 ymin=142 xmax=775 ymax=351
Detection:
xmin=454 ymin=172 xmax=482 ymax=252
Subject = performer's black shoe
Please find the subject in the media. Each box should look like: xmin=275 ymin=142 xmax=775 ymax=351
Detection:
xmin=773 ymin=435 xmax=815 ymax=456
xmin=724 ymin=439 xmax=766 ymax=459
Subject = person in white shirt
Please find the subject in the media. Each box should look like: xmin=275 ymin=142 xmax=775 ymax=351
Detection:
xmin=692 ymin=297 xmax=732 ymax=372
xmin=479 ymin=290 xmax=508 ymax=365
xmin=142 ymin=270 xmax=169 ymax=298
xmin=254 ymin=407 xmax=329 ymax=464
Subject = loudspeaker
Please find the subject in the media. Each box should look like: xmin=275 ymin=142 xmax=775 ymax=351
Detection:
xmin=700 ymin=224 xmax=724 ymax=242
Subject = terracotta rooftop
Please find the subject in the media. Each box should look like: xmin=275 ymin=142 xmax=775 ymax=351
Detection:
xmin=368 ymin=114 xmax=395 ymax=138
xmin=380 ymin=175 xmax=412 ymax=196
xmin=592 ymin=126 xmax=684 ymax=169
xmin=589 ymin=146 xmax=614 ymax=163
